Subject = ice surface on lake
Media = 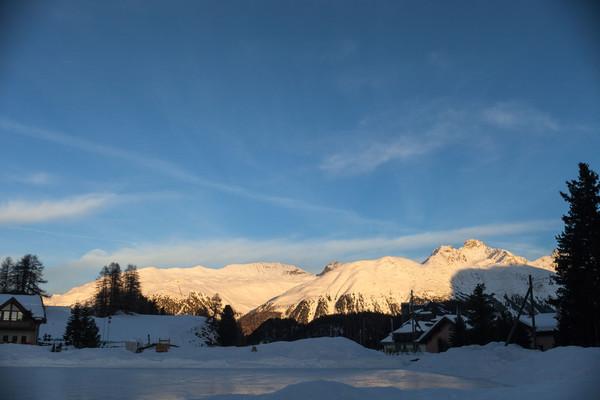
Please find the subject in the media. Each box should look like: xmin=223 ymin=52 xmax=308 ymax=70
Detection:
xmin=0 ymin=367 xmax=496 ymax=400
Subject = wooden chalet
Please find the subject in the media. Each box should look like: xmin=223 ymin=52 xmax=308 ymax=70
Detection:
xmin=381 ymin=313 xmax=457 ymax=354
xmin=0 ymin=294 xmax=46 ymax=345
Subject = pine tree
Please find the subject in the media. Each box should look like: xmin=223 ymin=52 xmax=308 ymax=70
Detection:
xmin=495 ymin=310 xmax=531 ymax=348
xmin=107 ymin=262 xmax=122 ymax=315
xmin=0 ymin=257 xmax=15 ymax=293
xmin=208 ymin=294 xmax=223 ymax=329
xmin=217 ymin=305 xmax=239 ymax=346
xmin=94 ymin=266 xmax=111 ymax=317
xmin=122 ymin=264 xmax=142 ymax=313
xmin=449 ymin=314 xmax=469 ymax=347
xmin=552 ymin=163 xmax=600 ymax=346
xmin=463 ymin=283 xmax=496 ymax=345
xmin=93 ymin=263 xmax=123 ymax=317
xmin=11 ymin=254 xmax=47 ymax=295
xmin=64 ymin=304 xmax=100 ymax=348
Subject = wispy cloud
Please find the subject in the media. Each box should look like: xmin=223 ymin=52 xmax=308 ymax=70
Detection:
xmin=1 ymin=118 xmax=378 ymax=224
xmin=320 ymin=100 xmax=560 ymax=177
xmin=320 ymin=137 xmax=433 ymax=176
xmin=482 ymin=102 xmax=559 ymax=131
xmin=24 ymin=172 xmax=53 ymax=185
xmin=1 ymin=171 xmax=55 ymax=185
xmin=319 ymin=106 xmax=466 ymax=177
xmin=0 ymin=193 xmax=116 ymax=225
xmin=46 ymin=219 xmax=559 ymax=293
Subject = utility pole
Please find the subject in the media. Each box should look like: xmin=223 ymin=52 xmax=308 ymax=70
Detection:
xmin=505 ymin=282 xmax=532 ymax=346
xmin=106 ymin=316 xmax=112 ymax=347
xmin=410 ymin=290 xmax=416 ymax=352
xmin=529 ymin=275 xmax=537 ymax=350
xmin=506 ymin=275 xmax=537 ymax=348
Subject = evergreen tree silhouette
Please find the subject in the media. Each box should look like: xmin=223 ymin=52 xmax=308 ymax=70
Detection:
xmin=64 ymin=304 xmax=100 ymax=348
xmin=463 ymin=283 xmax=496 ymax=345
xmin=552 ymin=163 xmax=600 ymax=346
xmin=218 ymin=305 xmax=239 ymax=346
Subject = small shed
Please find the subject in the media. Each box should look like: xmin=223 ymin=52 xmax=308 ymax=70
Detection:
xmin=0 ymin=294 xmax=46 ymax=345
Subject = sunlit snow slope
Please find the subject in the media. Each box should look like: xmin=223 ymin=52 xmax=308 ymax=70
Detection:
xmin=46 ymin=263 xmax=315 ymax=314
xmin=247 ymin=240 xmax=557 ymax=325
xmin=47 ymin=240 xmax=557 ymax=324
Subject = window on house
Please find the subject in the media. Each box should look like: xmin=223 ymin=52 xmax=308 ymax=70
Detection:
xmin=0 ymin=304 xmax=10 ymax=320
xmin=21 ymin=336 xmax=27 ymax=343
xmin=11 ymin=336 xmax=17 ymax=343
xmin=2 ymin=335 xmax=7 ymax=342
xmin=1 ymin=303 xmax=24 ymax=321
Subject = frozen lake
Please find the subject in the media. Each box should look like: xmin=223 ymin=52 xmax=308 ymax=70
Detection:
xmin=1 ymin=367 xmax=497 ymax=399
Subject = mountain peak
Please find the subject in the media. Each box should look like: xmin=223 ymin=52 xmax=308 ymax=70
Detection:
xmin=318 ymin=261 xmax=344 ymax=276
xmin=425 ymin=244 xmax=467 ymax=265
xmin=424 ymin=239 xmax=530 ymax=267
xmin=463 ymin=239 xmax=488 ymax=249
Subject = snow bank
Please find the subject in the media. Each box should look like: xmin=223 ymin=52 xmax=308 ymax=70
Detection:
xmin=0 ymin=337 xmax=395 ymax=369
xmin=3 ymin=308 xmax=598 ymax=399
xmin=404 ymin=342 xmax=600 ymax=387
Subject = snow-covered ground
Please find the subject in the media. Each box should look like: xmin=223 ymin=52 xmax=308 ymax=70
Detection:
xmin=1 ymin=308 xmax=598 ymax=399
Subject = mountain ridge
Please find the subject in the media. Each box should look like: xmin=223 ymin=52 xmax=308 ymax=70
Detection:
xmin=47 ymin=240 xmax=557 ymax=332
xmin=240 ymin=240 xmax=557 ymax=332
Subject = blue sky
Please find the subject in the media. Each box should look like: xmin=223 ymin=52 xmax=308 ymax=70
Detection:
xmin=1 ymin=1 xmax=599 ymax=294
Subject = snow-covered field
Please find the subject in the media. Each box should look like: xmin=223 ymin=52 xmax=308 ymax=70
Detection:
xmin=1 ymin=308 xmax=598 ymax=399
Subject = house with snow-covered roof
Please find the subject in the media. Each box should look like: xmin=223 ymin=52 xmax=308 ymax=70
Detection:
xmin=0 ymin=294 xmax=46 ymax=345
xmin=381 ymin=314 xmax=457 ymax=353
xmin=519 ymin=312 xmax=557 ymax=351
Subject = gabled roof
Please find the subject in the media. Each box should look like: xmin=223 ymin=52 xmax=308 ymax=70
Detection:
xmin=381 ymin=314 xmax=460 ymax=344
xmin=519 ymin=313 xmax=556 ymax=332
xmin=0 ymin=294 xmax=46 ymax=321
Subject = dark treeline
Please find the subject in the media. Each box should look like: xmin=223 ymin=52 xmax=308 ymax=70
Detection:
xmin=0 ymin=254 xmax=46 ymax=295
xmin=92 ymin=262 xmax=159 ymax=317
xmin=247 ymin=312 xmax=404 ymax=350
xmin=244 ymin=287 xmax=531 ymax=351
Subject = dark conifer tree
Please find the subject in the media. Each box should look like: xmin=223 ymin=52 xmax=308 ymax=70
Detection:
xmin=449 ymin=314 xmax=469 ymax=347
xmin=463 ymin=283 xmax=496 ymax=345
xmin=218 ymin=305 xmax=240 ymax=346
xmin=122 ymin=264 xmax=142 ymax=313
xmin=64 ymin=303 xmax=100 ymax=348
xmin=94 ymin=265 xmax=111 ymax=317
xmin=11 ymin=254 xmax=46 ymax=295
xmin=208 ymin=294 xmax=223 ymax=329
xmin=107 ymin=262 xmax=122 ymax=315
xmin=94 ymin=263 xmax=123 ymax=316
xmin=495 ymin=311 xmax=531 ymax=348
xmin=552 ymin=163 xmax=600 ymax=346
xmin=0 ymin=257 xmax=15 ymax=293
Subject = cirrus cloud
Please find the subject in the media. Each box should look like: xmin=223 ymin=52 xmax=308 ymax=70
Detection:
xmin=320 ymin=100 xmax=561 ymax=177
xmin=0 ymin=193 xmax=117 ymax=225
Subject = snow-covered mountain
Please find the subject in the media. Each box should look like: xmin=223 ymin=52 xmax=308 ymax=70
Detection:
xmin=48 ymin=240 xmax=558 ymax=332
xmin=242 ymin=240 xmax=557 ymax=331
xmin=46 ymin=262 xmax=315 ymax=314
